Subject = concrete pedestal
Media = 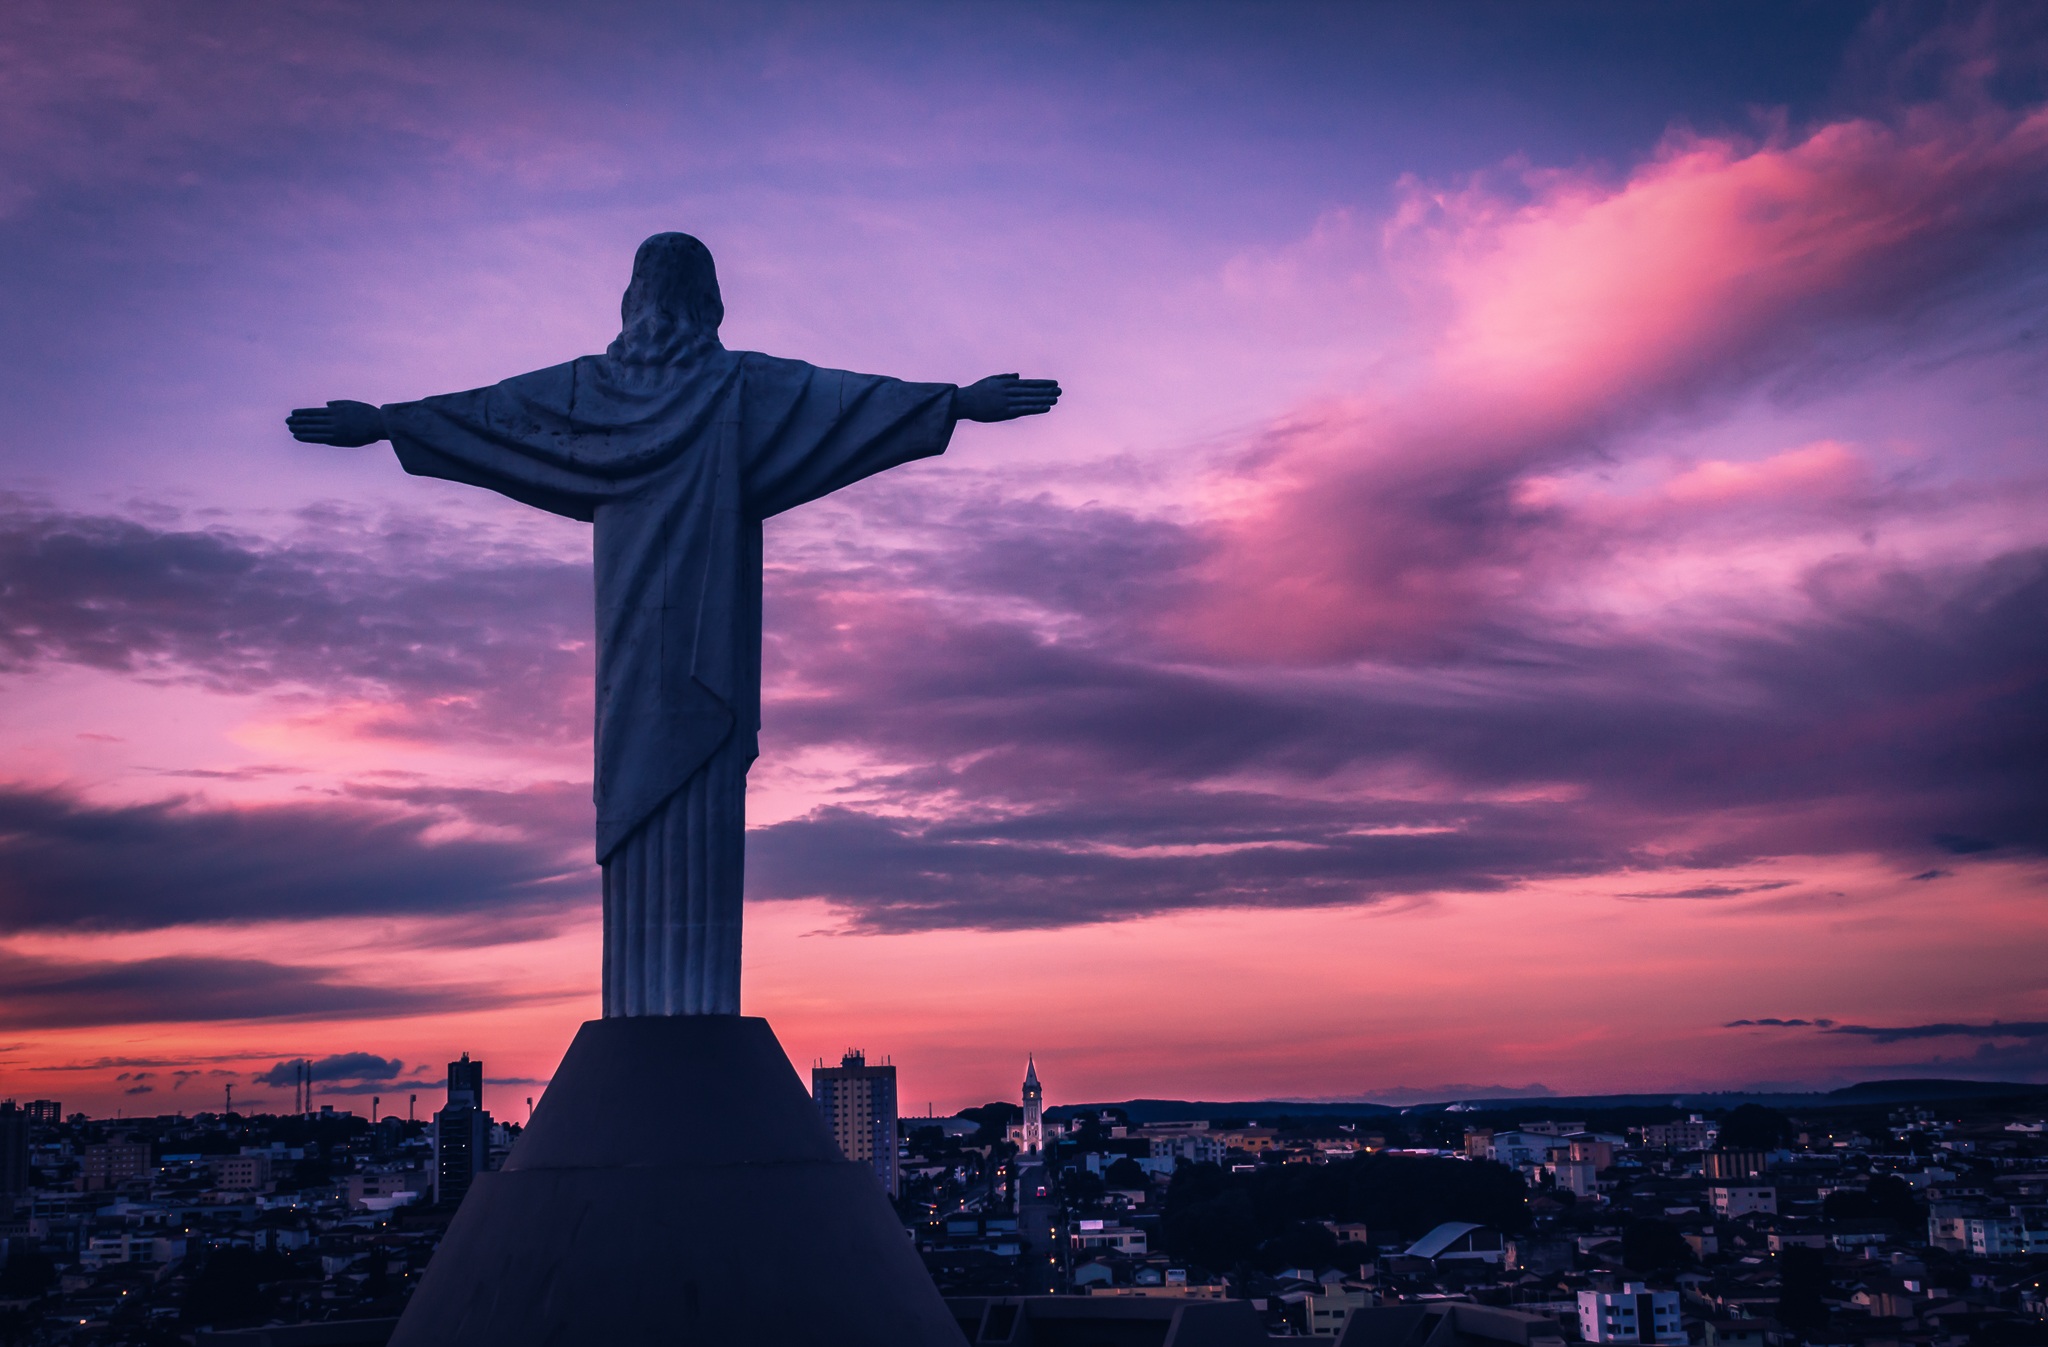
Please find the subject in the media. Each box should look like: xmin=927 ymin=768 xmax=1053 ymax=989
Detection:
xmin=387 ymin=1016 xmax=966 ymax=1346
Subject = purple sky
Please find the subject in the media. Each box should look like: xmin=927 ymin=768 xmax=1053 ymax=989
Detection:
xmin=2 ymin=1 xmax=2045 ymax=1116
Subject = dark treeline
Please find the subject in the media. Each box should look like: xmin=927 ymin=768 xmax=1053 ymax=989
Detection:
xmin=1159 ymin=1153 xmax=1529 ymax=1274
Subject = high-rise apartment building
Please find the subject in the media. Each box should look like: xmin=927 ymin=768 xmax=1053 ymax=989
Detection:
xmin=447 ymin=1054 xmax=484 ymax=1108
xmin=207 ymin=1153 xmax=273 ymax=1192
xmin=812 ymin=1050 xmax=899 ymax=1196
xmin=80 ymin=1138 xmax=151 ymax=1192
xmin=0 ymin=1102 xmax=29 ymax=1198
xmin=434 ymin=1053 xmax=492 ymax=1207
xmin=1019 ymin=1056 xmax=1044 ymax=1156
xmin=25 ymin=1100 xmax=60 ymax=1126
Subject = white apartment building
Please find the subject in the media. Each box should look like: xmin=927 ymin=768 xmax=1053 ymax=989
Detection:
xmin=1070 ymin=1219 xmax=1147 ymax=1255
xmin=1578 ymin=1284 xmax=1685 ymax=1344
xmin=1710 ymin=1183 xmax=1777 ymax=1218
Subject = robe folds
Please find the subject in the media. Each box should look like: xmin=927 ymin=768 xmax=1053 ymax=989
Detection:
xmin=382 ymin=346 xmax=957 ymax=863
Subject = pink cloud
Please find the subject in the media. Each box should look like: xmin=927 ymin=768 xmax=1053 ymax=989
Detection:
xmin=1413 ymin=106 xmax=2048 ymax=413
xmin=1659 ymin=440 xmax=1866 ymax=506
xmin=1176 ymin=100 xmax=2048 ymax=663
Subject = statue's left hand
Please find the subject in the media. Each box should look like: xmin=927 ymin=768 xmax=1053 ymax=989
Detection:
xmin=286 ymin=400 xmax=388 ymax=447
xmin=954 ymin=375 xmax=1062 ymax=423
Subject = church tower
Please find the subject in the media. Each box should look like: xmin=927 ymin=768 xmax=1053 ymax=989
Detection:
xmin=1020 ymin=1056 xmax=1044 ymax=1156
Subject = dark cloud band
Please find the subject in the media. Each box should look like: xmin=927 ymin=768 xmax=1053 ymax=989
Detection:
xmin=0 ymin=783 xmax=589 ymax=932
xmin=251 ymin=1052 xmax=406 ymax=1086
xmin=1725 ymin=1019 xmax=2048 ymax=1044
xmin=0 ymin=949 xmax=532 ymax=1030
xmin=0 ymin=490 xmax=2043 ymax=939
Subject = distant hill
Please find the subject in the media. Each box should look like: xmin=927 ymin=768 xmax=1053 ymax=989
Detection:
xmin=1044 ymin=1078 xmax=2048 ymax=1125
xmin=1046 ymin=1098 xmax=1400 ymax=1125
xmin=1824 ymin=1078 xmax=2046 ymax=1102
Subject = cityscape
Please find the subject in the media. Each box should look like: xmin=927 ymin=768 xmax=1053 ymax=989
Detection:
xmin=6 ymin=1058 xmax=2048 ymax=1343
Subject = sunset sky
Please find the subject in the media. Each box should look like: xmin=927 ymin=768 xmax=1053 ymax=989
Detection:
xmin=2 ymin=1 xmax=2045 ymax=1121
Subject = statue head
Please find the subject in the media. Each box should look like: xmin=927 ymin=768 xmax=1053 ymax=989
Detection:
xmin=609 ymin=233 xmax=724 ymax=364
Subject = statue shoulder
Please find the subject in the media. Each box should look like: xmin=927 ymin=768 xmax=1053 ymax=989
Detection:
xmin=490 ymin=357 xmax=588 ymax=400
xmin=731 ymin=349 xmax=815 ymax=379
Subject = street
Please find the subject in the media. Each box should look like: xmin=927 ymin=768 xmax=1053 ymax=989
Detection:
xmin=1013 ymin=1160 xmax=1064 ymax=1294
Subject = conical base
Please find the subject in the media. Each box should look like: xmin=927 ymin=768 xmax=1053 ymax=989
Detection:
xmin=388 ymin=1016 xmax=966 ymax=1346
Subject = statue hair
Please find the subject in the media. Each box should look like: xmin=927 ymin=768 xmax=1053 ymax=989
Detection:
xmin=609 ymin=233 xmax=725 ymax=364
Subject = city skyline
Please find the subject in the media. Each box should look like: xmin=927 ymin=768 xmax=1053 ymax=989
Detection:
xmin=2 ymin=1 xmax=2046 ymax=1117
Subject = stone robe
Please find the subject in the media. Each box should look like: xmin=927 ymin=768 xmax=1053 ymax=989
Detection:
xmin=382 ymin=345 xmax=956 ymax=1012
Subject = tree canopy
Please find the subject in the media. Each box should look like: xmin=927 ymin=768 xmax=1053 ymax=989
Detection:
xmin=1104 ymin=1156 xmax=1150 ymax=1188
xmin=1715 ymin=1104 xmax=1793 ymax=1150
xmin=1161 ymin=1154 xmax=1529 ymax=1273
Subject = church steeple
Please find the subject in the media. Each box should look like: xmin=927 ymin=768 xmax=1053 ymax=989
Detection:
xmin=1019 ymin=1054 xmax=1044 ymax=1156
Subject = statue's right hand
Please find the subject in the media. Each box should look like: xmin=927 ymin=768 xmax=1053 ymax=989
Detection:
xmin=286 ymin=400 xmax=387 ymax=447
xmin=953 ymin=374 xmax=1062 ymax=423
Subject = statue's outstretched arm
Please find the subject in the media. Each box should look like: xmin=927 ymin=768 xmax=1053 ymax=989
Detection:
xmin=953 ymin=374 xmax=1061 ymax=423
xmin=287 ymin=400 xmax=388 ymax=447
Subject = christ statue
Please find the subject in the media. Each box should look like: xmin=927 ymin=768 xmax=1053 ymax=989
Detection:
xmin=288 ymin=232 xmax=1059 ymax=1016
